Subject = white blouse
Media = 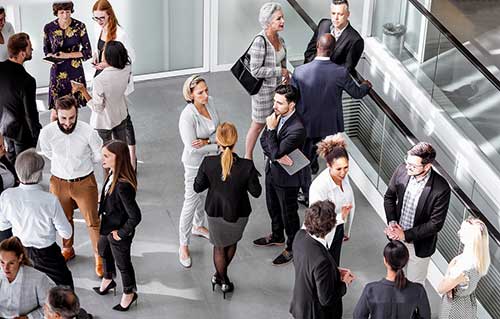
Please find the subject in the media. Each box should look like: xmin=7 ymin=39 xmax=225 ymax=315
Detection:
xmin=0 ymin=22 xmax=15 ymax=62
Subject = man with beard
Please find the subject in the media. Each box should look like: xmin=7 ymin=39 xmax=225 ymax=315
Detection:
xmin=38 ymin=95 xmax=104 ymax=278
xmin=254 ymin=85 xmax=306 ymax=266
xmin=0 ymin=32 xmax=41 ymax=163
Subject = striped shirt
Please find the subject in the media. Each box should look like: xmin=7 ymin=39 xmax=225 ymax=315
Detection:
xmin=399 ymin=172 xmax=430 ymax=230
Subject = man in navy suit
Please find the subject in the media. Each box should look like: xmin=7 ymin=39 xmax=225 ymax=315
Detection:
xmin=292 ymin=34 xmax=371 ymax=206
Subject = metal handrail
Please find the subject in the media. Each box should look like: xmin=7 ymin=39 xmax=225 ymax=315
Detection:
xmin=286 ymin=0 xmax=500 ymax=247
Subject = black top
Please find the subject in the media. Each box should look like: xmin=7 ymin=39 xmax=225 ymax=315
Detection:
xmin=290 ymin=230 xmax=346 ymax=319
xmin=0 ymin=60 xmax=41 ymax=144
xmin=99 ymin=177 xmax=142 ymax=238
xmin=303 ymin=19 xmax=364 ymax=73
xmin=0 ymin=155 xmax=19 ymax=193
xmin=194 ymin=153 xmax=262 ymax=223
xmin=94 ymin=38 xmax=106 ymax=78
xmin=353 ymin=278 xmax=431 ymax=319
xmin=384 ymin=164 xmax=451 ymax=257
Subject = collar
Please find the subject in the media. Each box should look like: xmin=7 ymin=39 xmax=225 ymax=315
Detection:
xmin=410 ymin=169 xmax=431 ymax=184
xmin=331 ymin=22 xmax=349 ymax=36
xmin=302 ymin=225 xmax=334 ymax=249
xmin=280 ymin=109 xmax=295 ymax=124
xmin=314 ymin=56 xmax=331 ymax=61
xmin=19 ymin=183 xmax=43 ymax=190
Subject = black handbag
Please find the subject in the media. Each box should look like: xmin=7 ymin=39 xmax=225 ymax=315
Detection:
xmin=231 ymin=35 xmax=267 ymax=95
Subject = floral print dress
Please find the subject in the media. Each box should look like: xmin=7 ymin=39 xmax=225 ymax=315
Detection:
xmin=43 ymin=18 xmax=92 ymax=109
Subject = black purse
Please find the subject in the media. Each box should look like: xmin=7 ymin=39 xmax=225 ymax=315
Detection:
xmin=231 ymin=35 xmax=267 ymax=95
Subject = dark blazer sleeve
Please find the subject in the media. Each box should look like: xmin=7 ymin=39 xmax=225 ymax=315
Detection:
xmin=23 ymin=76 xmax=41 ymax=143
xmin=116 ymin=182 xmax=142 ymax=239
xmin=416 ymin=285 xmax=431 ymax=319
xmin=353 ymin=286 xmax=370 ymax=318
xmin=304 ymin=24 xmax=320 ymax=64
xmin=314 ymin=259 xmax=345 ymax=306
xmin=404 ymin=183 xmax=451 ymax=243
xmin=345 ymin=36 xmax=364 ymax=73
xmin=384 ymin=165 xmax=403 ymax=223
xmin=194 ymin=158 xmax=209 ymax=193
xmin=262 ymin=126 xmax=306 ymax=161
xmin=247 ymin=163 xmax=262 ymax=198
xmin=339 ymin=68 xmax=370 ymax=99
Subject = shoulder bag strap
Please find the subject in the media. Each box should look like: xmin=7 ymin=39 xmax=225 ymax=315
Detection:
xmin=244 ymin=35 xmax=267 ymax=67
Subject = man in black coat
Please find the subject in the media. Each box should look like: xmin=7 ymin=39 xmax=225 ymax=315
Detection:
xmin=304 ymin=0 xmax=364 ymax=73
xmin=0 ymin=32 xmax=41 ymax=163
xmin=0 ymin=133 xmax=19 ymax=242
xmin=384 ymin=142 xmax=451 ymax=285
xmin=290 ymin=200 xmax=354 ymax=319
xmin=293 ymin=34 xmax=371 ymax=205
xmin=253 ymin=84 xmax=306 ymax=266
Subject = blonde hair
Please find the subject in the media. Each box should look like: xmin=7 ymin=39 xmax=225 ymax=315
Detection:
xmin=462 ymin=218 xmax=490 ymax=276
xmin=316 ymin=133 xmax=348 ymax=165
xmin=182 ymin=75 xmax=206 ymax=103
xmin=216 ymin=122 xmax=238 ymax=181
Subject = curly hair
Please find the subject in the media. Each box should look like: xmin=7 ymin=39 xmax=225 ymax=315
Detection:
xmin=316 ymin=133 xmax=348 ymax=165
xmin=304 ymin=200 xmax=337 ymax=238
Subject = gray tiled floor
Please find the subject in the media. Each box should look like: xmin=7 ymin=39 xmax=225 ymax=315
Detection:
xmin=37 ymin=71 xmax=440 ymax=318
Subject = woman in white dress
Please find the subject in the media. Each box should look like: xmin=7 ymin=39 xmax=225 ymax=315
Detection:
xmin=438 ymin=217 xmax=490 ymax=319
xmin=0 ymin=7 xmax=15 ymax=61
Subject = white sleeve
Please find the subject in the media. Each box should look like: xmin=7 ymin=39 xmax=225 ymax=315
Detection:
xmin=53 ymin=198 xmax=72 ymax=239
xmin=87 ymin=77 xmax=106 ymax=112
xmin=38 ymin=127 xmax=52 ymax=160
xmin=0 ymin=194 xmax=12 ymax=230
xmin=309 ymin=177 xmax=328 ymax=207
xmin=89 ymin=129 xmax=104 ymax=163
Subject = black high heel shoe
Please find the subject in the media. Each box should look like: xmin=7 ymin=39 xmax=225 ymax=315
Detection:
xmin=112 ymin=292 xmax=138 ymax=312
xmin=211 ymin=274 xmax=222 ymax=291
xmin=221 ymin=281 xmax=234 ymax=299
xmin=92 ymin=280 xmax=116 ymax=296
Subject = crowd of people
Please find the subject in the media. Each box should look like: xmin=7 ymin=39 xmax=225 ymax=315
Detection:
xmin=0 ymin=0 xmax=492 ymax=318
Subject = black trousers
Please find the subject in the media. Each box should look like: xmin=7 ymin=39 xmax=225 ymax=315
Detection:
xmin=0 ymin=228 xmax=13 ymax=242
xmin=26 ymin=243 xmax=74 ymax=289
xmin=330 ymin=224 xmax=344 ymax=266
xmin=125 ymin=114 xmax=136 ymax=146
xmin=98 ymin=233 xmax=137 ymax=294
xmin=300 ymin=137 xmax=323 ymax=199
xmin=4 ymin=137 xmax=35 ymax=164
xmin=96 ymin=118 xmax=128 ymax=144
xmin=265 ymin=173 xmax=300 ymax=252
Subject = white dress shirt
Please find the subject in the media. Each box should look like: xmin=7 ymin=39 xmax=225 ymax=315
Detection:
xmin=38 ymin=121 xmax=103 ymax=179
xmin=0 ymin=184 xmax=72 ymax=248
xmin=0 ymin=22 xmax=15 ymax=62
xmin=331 ymin=22 xmax=349 ymax=41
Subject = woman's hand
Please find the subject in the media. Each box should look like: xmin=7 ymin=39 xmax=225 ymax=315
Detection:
xmin=281 ymin=68 xmax=290 ymax=84
xmin=70 ymin=81 xmax=85 ymax=94
xmin=93 ymin=61 xmax=107 ymax=70
xmin=192 ymin=139 xmax=209 ymax=149
xmin=341 ymin=203 xmax=353 ymax=220
xmin=111 ymin=230 xmax=122 ymax=241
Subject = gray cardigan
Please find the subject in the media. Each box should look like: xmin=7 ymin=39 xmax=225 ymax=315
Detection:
xmin=0 ymin=266 xmax=55 ymax=319
xmin=179 ymin=97 xmax=220 ymax=168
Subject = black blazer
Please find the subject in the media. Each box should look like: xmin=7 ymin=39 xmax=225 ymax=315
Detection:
xmin=384 ymin=164 xmax=451 ymax=258
xmin=99 ymin=177 xmax=141 ymax=238
xmin=304 ymin=19 xmax=364 ymax=73
xmin=260 ymin=112 xmax=306 ymax=188
xmin=0 ymin=60 xmax=41 ymax=144
xmin=290 ymin=230 xmax=346 ymax=319
xmin=292 ymin=59 xmax=370 ymax=138
xmin=194 ymin=153 xmax=262 ymax=222
xmin=353 ymin=279 xmax=431 ymax=319
xmin=0 ymin=155 xmax=19 ymax=193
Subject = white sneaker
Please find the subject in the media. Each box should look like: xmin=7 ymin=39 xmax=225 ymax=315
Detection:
xmin=191 ymin=227 xmax=210 ymax=240
xmin=178 ymin=248 xmax=192 ymax=268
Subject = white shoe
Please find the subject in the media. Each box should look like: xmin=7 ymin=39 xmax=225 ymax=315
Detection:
xmin=179 ymin=248 xmax=192 ymax=268
xmin=191 ymin=227 xmax=210 ymax=240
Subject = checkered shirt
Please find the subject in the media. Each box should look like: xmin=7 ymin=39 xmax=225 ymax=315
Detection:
xmin=399 ymin=172 xmax=430 ymax=230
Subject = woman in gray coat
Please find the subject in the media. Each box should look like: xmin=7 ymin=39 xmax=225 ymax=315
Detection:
xmin=244 ymin=2 xmax=289 ymax=160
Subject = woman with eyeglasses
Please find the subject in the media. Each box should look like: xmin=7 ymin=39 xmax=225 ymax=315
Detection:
xmin=0 ymin=6 xmax=15 ymax=62
xmin=438 ymin=217 xmax=490 ymax=319
xmin=43 ymin=1 xmax=92 ymax=121
xmin=92 ymin=0 xmax=138 ymax=171
xmin=178 ymin=75 xmax=220 ymax=268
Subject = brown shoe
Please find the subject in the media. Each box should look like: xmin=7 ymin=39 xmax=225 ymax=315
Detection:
xmin=95 ymin=256 xmax=104 ymax=278
xmin=61 ymin=248 xmax=75 ymax=262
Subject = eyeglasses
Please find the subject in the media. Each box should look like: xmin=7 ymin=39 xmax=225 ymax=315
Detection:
xmin=405 ymin=160 xmax=425 ymax=169
xmin=92 ymin=16 xmax=106 ymax=22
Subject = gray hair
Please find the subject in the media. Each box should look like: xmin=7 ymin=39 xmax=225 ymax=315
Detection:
xmin=15 ymin=149 xmax=45 ymax=184
xmin=45 ymin=286 xmax=80 ymax=319
xmin=258 ymin=2 xmax=282 ymax=29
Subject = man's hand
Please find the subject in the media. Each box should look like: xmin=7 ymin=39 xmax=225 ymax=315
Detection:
xmin=385 ymin=223 xmax=405 ymax=241
xmin=339 ymin=268 xmax=355 ymax=285
xmin=266 ymin=113 xmax=280 ymax=130
xmin=111 ymin=230 xmax=122 ymax=241
xmin=277 ymin=155 xmax=293 ymax=166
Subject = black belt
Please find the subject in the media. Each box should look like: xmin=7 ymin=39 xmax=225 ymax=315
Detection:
xmin=55 ymin=172 xmax=93 ymax=183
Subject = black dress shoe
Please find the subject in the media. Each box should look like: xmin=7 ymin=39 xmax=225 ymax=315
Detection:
xmin=297 ymin=193 xmax=309 ymax=207
xmin=113 ymin=293 xmax=138 ymax=312
xmin=253 ymin=235 xmax=285 ymax=247
xmin=272 ymin=250 xmax=293 ymax=266
xmin=92 ymin=280 xmax=116 ymax=296
xmin=221 ymin=281 xmax=234 ymax=299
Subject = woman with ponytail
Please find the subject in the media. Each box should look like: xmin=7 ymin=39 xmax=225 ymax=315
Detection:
xmin=194 ymin=122 xmax=262 ymax=298
xmin=308 ymin=133 xmax=354 ymax=265
xmin=353 ymin=240 xmax=431 ymax=318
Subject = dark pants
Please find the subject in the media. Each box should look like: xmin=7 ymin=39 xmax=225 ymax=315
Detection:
xmin=4 ymin=137 xmax=34 ymax=164
xmin=98 ymin=233 xmax=137 ymax=294
xmin=300 ymin=137 xmax=323 ymax=199
xmin=265 ymin=173 xmax=300 ymax=252
xmin=125 ymin=114 xmax=136 ymax=146
xmin=0 ymin=228 xmax=13 ymax=242
xmin=96 ymin=118 xmax=128 ymax=145
xmin=26 ymin=243 xmax=74 ymax=289
xmin=330 ymin=224 xmax=344 ymax=266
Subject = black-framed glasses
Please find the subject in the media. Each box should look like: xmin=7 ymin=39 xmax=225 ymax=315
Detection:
xmin=92 ymin=16 xmax=106 ymax=22
xmin=405 ymin=160 xmax=425 ymax=169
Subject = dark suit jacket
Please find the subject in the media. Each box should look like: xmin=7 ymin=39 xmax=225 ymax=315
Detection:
xmin=194 ymin=153 xmax=262 ymax=223
xmin=292 ymin=59 xmax=370 ymax=138
xmin=304 ymin=20 xmax=364 ymax=73
xmin=260 ymin=112 xmax=306 ymax=188
xmin=384 ymin=164 xmax=451 ymax=258
xmin=99 ymin=177 xmax=141 ymax=238
xmin=0 ymin=60 xmax=41 ymax=144
xmin=290 ymin=230 xmax=346 ymax=319
xmin=0 ymin=155 xmax=19 ymax=193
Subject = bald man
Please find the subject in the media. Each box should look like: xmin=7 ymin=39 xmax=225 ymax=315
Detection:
xmin=292 ymin=33 xmax=371 ymax=206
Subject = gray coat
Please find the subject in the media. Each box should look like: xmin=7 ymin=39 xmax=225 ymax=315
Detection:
xmin=249 ymin=31 xmax=286 ymax=123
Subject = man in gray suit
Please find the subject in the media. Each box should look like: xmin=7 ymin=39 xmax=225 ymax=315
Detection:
xmin=292 ymin=34 xmax=371 ymax=206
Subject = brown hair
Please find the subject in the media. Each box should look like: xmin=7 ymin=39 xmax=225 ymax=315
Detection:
xmin=55 ymin=95 xmax=78 ymax=111
xmin=216 ymin=122 xmax=238 ymax=181
xmin=317 ymin=133 xmax=348 ymax=165
xmin=7 ymin=32 xmax=30 ymax=58
xmin=0 ymin=236 xmax=32 ymax=266
xmin=304 ymin=200 xmax=337 ymax=238
xmin=103 ymin=140 xmax=137 ymax=193
xmin=408 ymin=142 xmax=436 ymax=165
xmin=92 ymin=0 xmax=120 ymax=41
xmin=52 ymin=1 xmax=74 ymax=16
